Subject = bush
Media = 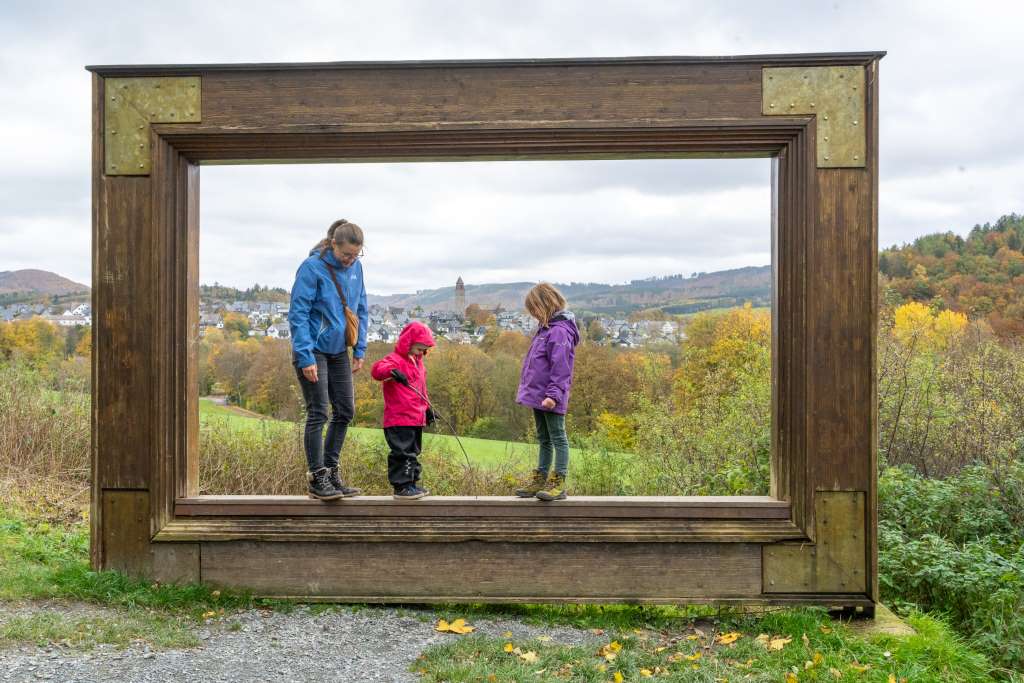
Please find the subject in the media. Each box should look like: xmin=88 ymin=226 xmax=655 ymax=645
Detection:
xmin=879 ymin=464 xmax=1024 ymax=674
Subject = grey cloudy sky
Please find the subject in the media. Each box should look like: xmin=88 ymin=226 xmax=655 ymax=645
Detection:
xmin=1 ymin=1 xmax=1022 ymax=294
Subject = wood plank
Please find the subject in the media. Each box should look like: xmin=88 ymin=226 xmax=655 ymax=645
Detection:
xmin=94 ymin=175 xmax=153 ymax=489
xmin=194 ymin=63 xmax=762 ymax=129
xmin=175 ymin=495 xmax=791 ymax=519
xmin=808 ymin=168 xmax=873 ymax=492
xmin=201 ymin=541 xmax=761 ymax=599
xmin=156 ymin=517 xmax=804 ymax=544
xmin=101 ymin=490 xmax=151 ymax=576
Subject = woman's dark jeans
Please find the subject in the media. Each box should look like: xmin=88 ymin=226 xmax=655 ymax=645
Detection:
xmin=533 ymin=408 xmax=569 ymax=476
xmin=295 ymin=351 xmax=354 ymax=472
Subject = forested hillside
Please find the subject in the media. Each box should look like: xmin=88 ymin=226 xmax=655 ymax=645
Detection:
xmin=881 ymin=213 xmax=1024 ymax=338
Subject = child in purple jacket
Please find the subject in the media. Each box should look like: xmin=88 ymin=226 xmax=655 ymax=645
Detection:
xmin=514 ymin=283 xmax=580 ymax=501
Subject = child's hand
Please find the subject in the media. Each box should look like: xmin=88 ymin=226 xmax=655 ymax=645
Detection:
xmin=541 ymin=397 xmax=556 ymax=410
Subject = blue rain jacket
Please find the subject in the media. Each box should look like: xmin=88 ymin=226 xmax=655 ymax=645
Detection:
xmin=288 ymin=249 xmax=369 ymax=368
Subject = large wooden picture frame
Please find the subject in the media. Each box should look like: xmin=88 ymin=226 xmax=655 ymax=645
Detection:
xmin=88 ymin=53 xmax=882 ymax=611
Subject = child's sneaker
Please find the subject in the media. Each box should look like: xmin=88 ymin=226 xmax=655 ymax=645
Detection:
xmin=412 ymin=483 xmax=430 ymax=498
xmin=393 ymin=485 xmax=426 ymax=501
xmin=514 ymin=469 xmax=549 ymax=498
xmin=535 ymin=472 xmax=567 ymax=501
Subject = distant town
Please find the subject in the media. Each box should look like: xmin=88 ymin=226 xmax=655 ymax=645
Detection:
xmin=196 ymin=275 xmax=687 ymax=348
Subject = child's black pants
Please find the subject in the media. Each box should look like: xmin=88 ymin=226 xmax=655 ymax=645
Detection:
xmin=384 ymin=426 xmax=422 ymax=488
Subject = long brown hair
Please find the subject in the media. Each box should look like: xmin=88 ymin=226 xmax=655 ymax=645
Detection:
xmin=524 ymin=282 xmax=567 ymax=326
xmin=315 ymin=219 xmax=364 ymax=256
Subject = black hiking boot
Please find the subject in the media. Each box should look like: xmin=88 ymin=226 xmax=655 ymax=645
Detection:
xmin=393 ymin=484 xmax=426 ymax=501
xmin=536 ymin=472 xmax=568 ymax=501
xmin=514 ymin=469 xmax=549 ymax=498
xmin=328 ymin=466 xmax=361 ymax=497
xmin=307 ymin=467 xmax=343 ymax=501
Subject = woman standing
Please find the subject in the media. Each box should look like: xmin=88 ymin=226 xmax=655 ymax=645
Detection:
xmin=288 ymin=219 xmax=369 ymax=500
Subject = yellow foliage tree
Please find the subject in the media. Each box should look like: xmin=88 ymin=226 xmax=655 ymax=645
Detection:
xmin=893 ymin=302 xmax=967 ymax=351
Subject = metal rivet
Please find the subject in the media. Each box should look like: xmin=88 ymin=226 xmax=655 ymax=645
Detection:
xmin=824 ymin=136 xmax=829 ymax=142
xmin=853 ymin=120 xmax=858 ymax=125
xmin=789 ymin=102 xmax=795 ymax=108
xmin=111 ymin=130 xmax=117 ymax=135
xmin=824 ymin=156 xmax=830 ymax=161
xmin=770 ymin=580 xmax=775 ymax=585
xmin=139 ymin=163 xmax=144 ymax=168
xmin=110 ymin=96 xmax=116 ymax=101
xmin=810 ymin=102 xmax=815 ymax=108
xmin=823 ymin=115 xmax=829 ymax=120
xmin=138 ymin=125 xmax=144 ymax=130
xmin=138 ymin=144 xmax=144 ymax=149
xmin=853 ymin=155 xmax=859 ymax=160
xmin=769 ymin=103 xmax=775 ymax=108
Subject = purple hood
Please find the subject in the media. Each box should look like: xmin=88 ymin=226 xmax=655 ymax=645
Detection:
xmin=516 ymin=311 xmax=581 ymax=414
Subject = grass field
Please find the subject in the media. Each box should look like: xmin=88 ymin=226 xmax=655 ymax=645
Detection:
xmin=199 ymin=398 xmax=542 ymax=468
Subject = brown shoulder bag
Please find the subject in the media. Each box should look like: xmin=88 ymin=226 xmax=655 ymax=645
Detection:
xmin=321 ymin=258 xmax=360 ymax=348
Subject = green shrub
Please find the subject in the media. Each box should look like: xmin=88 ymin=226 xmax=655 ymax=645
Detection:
xmin=879 ymin=464 xmax=1024 ymax=673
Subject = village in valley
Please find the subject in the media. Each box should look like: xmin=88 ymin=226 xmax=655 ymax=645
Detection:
xmin=196 ymin=274 xmax=687 ymax=348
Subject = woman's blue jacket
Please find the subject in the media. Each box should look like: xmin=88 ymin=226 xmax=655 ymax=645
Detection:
xmin=288 ymin=248 xmax=368 ymax=368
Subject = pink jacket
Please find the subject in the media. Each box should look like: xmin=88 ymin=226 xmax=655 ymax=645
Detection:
xmin=370 ymin=322 xmax=436 ymax=428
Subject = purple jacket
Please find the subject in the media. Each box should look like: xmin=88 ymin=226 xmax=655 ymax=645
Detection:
xmin=516 ymin=311 xmax=581 ymax=414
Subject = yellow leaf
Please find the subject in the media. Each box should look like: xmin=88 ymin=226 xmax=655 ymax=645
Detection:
xmin=813 ymin=653 xmax=824 ymax=666
xmin=201 ymin=610 xmax=217 ymax=619
xmin=597 ymin=664 xmax=607 ymax=672
xmin=614 ymin=672 xmax=624 ymax=683
xmin=769 ymin=636 xmax=793 ymax=651
xmin=640 ymin=669 xmax=653 ymax=677
xmin=211 ymin=590 xmax=221 ymax=599
xmin=604 ymin=653 xmax=617 ymax=662
xmin=849 ymin=662 xmax=870 ymax=672
xmin=829 ymin=667 xmax=843 ymax=678
xmin=820 ymin=625 xmax=832 ymax=634
xmin=716 ymin=632 xmax=741 ymax=645
xmin=503 ymin=643 xmax=515 ymax=653
xmin=887 ymin=676 xmax=896 ymax=683
xmin=519 ymin=650 xmax=538 ymax=664
xmin=786 ymin=674 xmax=799 ymax=683
xmin=503 ymin=630 xmax=513 ymax=637
xmin=655 ymin=646 xmax=667 ymax=653
xmin=609 ymin=641 xmax=623 ymax=652
xmin=685 ymin=652 xmax=702 ymax=661
xmin=687 ymin=634 xmax=700 ymax=641
xmin=487 ymin=675 xmax=497 ymax=683
xmin=436 ymin=618 xmax=475 ymax=634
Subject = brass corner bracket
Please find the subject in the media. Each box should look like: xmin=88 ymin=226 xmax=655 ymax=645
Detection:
xmin=763 ymin=491 xmax=867 ymax=593
xmin=762 ymin=66 xmax=865 ymax=168
xmin=104 ymin=77 xmax=201 ymax=176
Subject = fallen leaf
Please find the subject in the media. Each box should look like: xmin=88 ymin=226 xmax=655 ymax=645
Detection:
xmin=503 ymin=643 xmax=515 ymax=653
xmin=610 ymin=641 xmax=623 ymax=652
xmin=487 ymin=675 xmax=497 ymax=683
xmin=829 ymin=667 xmax=843 ymax=678
xmin=597 ymin=663 xmax=607 ymax=672
xmin=813 ymin=653 xmax=824 ymax=666
xmin=786 ymin=673 xmax=799 ymax=683
xmin=755 ymin=634 xmax=770 ymax=647
xmin=716 ymin=632 xmax=741 ymax=645
xmin=888 ymin=676 xmax=896 ymax=683
xmin=802 ymin=633 xmax=810 ymax=648
xmin=211 ymin=590 xmax=221 ymax=599
xmin=820 ymin=625 xmax=832 ymax=634
xmin=201 ymin=610 xmax=217 ymax=619
xmin=614 ymin=672 xmax=624 ymax=683
xmin=769 ymin=636 xmax=793 ymax=651
xmin=686 ymin=634 xmax=701 ymax=641
xmin=435 ymin=618 xmax=475 ymax=634
xmin=604 ymin=653 xmax=618 ymax=662
xmin=640 ymin=669 xmax=653 ymax=677
xmin=849 ymin=662 xmax=870 ymax=672
xmin=655 ymin=646 xmax=668 ymax=653
xmin=519 ymin=650 xmax=538 ymax=664
xmin=504 ymin=631 xmax=513 ymax=638
xmin=686 ymin=652 xmax=702 ymax=661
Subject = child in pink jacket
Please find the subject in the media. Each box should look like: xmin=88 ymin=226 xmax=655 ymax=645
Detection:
xmin=370 ymin=321 xmax=436 ymax=500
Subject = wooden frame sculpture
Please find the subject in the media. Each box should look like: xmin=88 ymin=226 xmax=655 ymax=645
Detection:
xmin=88 ymin=53 xmax=883 ymax=611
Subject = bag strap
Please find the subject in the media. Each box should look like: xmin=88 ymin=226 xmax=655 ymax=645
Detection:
xmin=320 ymin=257 xmax=349 ymax=309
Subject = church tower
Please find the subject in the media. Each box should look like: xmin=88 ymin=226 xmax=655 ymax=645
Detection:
xmin=455 ymin=276 xmax=466 ymax=314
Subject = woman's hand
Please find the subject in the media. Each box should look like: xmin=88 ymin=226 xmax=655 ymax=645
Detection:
xmin=352 ymin=358 xmax=364 ymax=374
xmin=540 ymin=397 xmax=556 ymax=410
xmin=301 ymin=364 xmax=318 ymax=383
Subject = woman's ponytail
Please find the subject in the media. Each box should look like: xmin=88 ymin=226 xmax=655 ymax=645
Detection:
xmin=316 ymin=218 xmax=364 ymax=256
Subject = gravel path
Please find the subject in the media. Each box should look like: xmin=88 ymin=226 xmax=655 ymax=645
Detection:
xmin=0 ymin=602 xmax=600 ymax=682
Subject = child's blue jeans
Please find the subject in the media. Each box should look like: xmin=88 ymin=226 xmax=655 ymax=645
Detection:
xmin=533 ymin=409 xmax=569 ymax=476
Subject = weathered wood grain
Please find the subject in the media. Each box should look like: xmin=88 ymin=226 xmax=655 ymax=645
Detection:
xmin=202 ymin=540 xmax=762 ymax=599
